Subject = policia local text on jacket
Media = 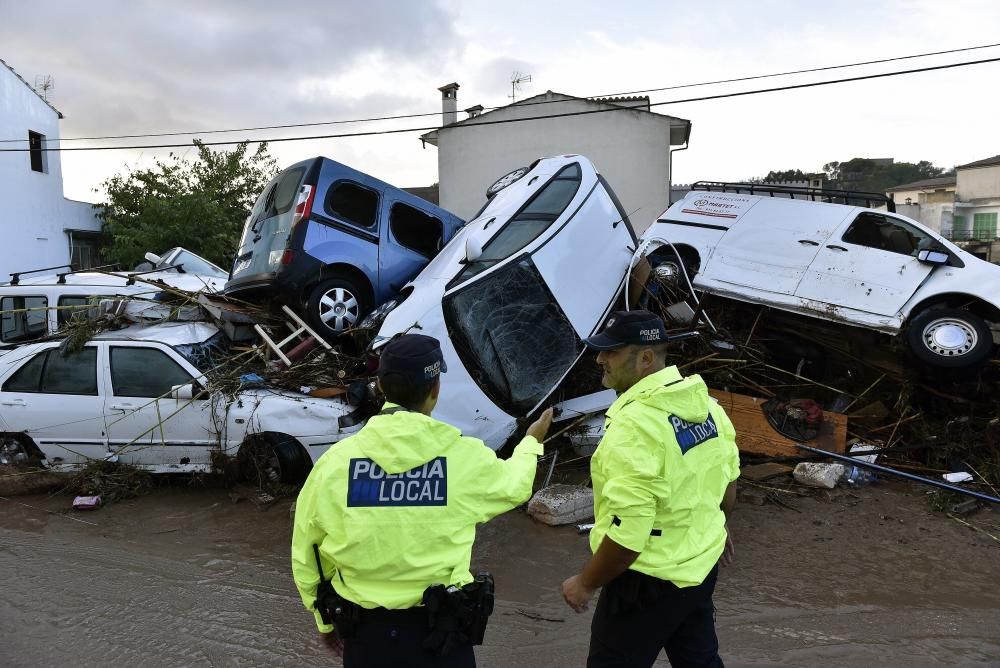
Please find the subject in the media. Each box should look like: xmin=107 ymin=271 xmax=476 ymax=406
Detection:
xmin=291 ymin=401 xmax=543 ymax=663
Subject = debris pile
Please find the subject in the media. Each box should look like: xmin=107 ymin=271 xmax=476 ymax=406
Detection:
xmin=634 ymin=269 xmax=1000 ymax=491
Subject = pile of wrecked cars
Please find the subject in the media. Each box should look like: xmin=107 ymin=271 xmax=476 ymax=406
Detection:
xmin=1 ymin=155 xmax=998 ymax=487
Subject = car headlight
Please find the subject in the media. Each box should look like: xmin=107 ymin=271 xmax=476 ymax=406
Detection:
xmin=359 ymin=298 xmax=399 ymax=329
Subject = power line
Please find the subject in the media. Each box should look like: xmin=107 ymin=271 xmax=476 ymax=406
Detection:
xmin=1 ymin=41 xmax=998 ymax=145
xmin=3 ymin=55 xmax=998 ymax=154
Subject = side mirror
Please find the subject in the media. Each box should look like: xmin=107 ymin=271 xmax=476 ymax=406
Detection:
xmin=917 ymin=249 xmax=949 ymax=265
xmin=171 ymin=382 xmax=203 ymax=400
xmin=465 ymin=236 xmax=484 ymax=263
xmin=144 ymin=252 xmax=161 ymax=265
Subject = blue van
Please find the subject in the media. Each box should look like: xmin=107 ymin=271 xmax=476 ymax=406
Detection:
xmin=225 ymin=157 xmax=464 ymax=337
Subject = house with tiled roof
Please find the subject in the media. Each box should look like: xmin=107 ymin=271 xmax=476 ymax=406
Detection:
xmin=419 ymin=85 xmax=691 ymax=230
xmin=884 ymin=176 xmax=957 ymax=234
xmin=952 ymin=154 xmax=1000 ymax=262
xmin=0 ymin=58 xmax=101 ymax=281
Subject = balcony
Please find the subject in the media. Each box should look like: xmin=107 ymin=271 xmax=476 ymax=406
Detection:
xmin=944 ymin=229 xmax=999 ymax=243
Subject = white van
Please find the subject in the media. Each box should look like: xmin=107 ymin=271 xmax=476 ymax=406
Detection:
xmin=1 ymin=248 xmax=227 ymax=347
xmin=638 ymin=183 xmax=1000 ymax=370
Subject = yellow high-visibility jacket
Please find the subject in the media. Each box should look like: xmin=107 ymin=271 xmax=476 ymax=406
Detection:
xmin=590 ymin=366 xmax=740 ymax=587
xmin=291 ymin=404 xmax=542 ymax=631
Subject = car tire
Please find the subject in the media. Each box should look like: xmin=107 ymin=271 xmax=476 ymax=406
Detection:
xmin=644 ymin=248 xmax=699 ymax=306
xmin=306 ymin=276 xmax=372 ymax=338
xmin=239 ymin=433 xmax=312 ymax=485
xmin=486 ymin=166 xmax=529 ymax=199
xmin=906 ymin=308 xmax=994 ymax=370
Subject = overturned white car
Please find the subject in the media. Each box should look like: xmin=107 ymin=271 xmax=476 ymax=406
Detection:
xmin=639 ymin=183 xmax=1000 ymax=371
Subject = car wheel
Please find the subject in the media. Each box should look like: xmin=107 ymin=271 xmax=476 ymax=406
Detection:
xmin=239 ymin=433 xmax=311 ymax=485
xmin=907 ymin=308 xmax=995 ymax=370
xmin=0 ymin=434 xmax=36 ymax=466
xmin=486 ymin=166 xmax=529 ymax=199
xmin=307 ymin=277 xmax=372 ymax=338
xmin=644 ymin=249 xmax=699 ymax=306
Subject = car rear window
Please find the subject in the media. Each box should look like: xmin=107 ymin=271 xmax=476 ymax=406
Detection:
xmin=325 ymin=181 xmax=380 ymax=229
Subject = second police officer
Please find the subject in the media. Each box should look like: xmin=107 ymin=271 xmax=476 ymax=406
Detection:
xmin=291 ymin=333 xmax=553 ymax=667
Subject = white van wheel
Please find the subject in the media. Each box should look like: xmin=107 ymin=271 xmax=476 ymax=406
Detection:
xmin=907 ymin=308 xmax=994 ymax=369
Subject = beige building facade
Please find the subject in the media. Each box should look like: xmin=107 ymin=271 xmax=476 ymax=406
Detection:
xmin=421 ymin=87 xmax=691 ymax=232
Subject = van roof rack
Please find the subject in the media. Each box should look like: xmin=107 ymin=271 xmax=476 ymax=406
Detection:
xmin=691 ymin=181 xmax=895 ymax=213
xmin=54 ymin=263 xmax=122 ymax=284
xmin=9 ymin=264 xmax=72 ymax=285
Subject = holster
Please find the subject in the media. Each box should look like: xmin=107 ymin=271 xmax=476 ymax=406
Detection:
xmin=315 ymin=580 xmax=362 ymax=639
xmin=421 ymin=571 xmax=495 ymax=656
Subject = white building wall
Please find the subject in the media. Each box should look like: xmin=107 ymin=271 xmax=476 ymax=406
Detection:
xmin=0 ymin=65 xmax=100 ymax=280
xmin=433 ymin=97 xmax=678 ymax=232
xmin=957 ymin=164 xmax=1000 ymax=200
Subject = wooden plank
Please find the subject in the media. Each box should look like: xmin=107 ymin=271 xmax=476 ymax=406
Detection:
xmin=709 ymin=389 xmax=848 ymax=457
xmin=739 ymin=462 xmax=794 ymax=482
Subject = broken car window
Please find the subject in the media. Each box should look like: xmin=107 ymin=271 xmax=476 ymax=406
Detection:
xmin=842 ymin=213 xmax=933 ymax=257
xmin=325 ymin=181 xmax=380 ymax=229
xmin=443 ymin=257 xmax=583 ymax=414
xmin=173 ymin=331 xmax=231 ymax=372
xmin=111 ymin=347 xmax=193 ymax=398
xmin=455 ymin=163 xmax=583 ymax=282
xmin=390 ymin=203 xmax=444 ymax=258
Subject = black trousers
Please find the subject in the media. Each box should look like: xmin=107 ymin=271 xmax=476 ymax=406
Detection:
xmin=588 ymin=566 xmax=723 ymax=668
xmin=343 ymin=617 xmax=475 ymax=668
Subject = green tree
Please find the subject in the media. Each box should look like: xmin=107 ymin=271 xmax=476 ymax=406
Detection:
xmin=823 ymin=158 xmax=947 ymax=193
xmin=97 ymin=140 xmax=278 ymax=269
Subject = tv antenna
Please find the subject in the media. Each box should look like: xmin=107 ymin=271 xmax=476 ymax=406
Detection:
xmin=34 ymin=75 xmax=54 ymax=101
xmin=509 ymin=72 xmax=532 ymax=103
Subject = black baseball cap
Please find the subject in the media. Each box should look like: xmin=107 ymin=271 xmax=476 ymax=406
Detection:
xmin=583 ymin=310 xmax=670 ymax=350
xmin=377 ymin=334 xmax=447 ymax=384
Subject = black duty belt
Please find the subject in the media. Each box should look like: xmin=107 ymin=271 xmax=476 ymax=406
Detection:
xmin=359 ymin=605 xmax=429 ymax=625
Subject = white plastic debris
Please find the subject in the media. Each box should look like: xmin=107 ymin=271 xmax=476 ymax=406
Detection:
xmin=943 ymin=472 xmax=973 ymax=483
xmin=527 ymin=485 xmax=594 ymax=526
xmin=793 ymin=462 xmax=846 ymax=489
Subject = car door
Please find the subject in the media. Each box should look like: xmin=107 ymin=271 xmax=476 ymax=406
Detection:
xmin=104 ymin=342 xmax=218 ymax=469
xmin=795 ymin=212 xmax=936 ymax=317
xmin=380 ymin=200 xmax=445 ymax=297
xmin=0 ymin=344 xmax=108 ymax=465
xmin=700 ymin=198 xmax=852 ymax=296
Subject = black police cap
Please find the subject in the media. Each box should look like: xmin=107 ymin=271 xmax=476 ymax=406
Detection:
xmin=377 ymin=334 xmax=447 ymax=383
xmin=583 ymin=310 xmax=670 ymax=350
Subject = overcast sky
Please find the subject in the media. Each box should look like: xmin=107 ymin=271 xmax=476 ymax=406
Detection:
xmin=3 ymin=0 xmax=1000 ymax=203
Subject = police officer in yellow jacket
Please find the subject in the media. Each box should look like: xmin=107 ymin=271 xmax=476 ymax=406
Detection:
xmin=292 ymin=333 xmax=553 ymax=667
xmin=561 ymin=310 xmax=739 ymax=668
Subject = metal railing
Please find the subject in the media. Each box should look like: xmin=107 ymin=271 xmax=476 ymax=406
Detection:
xmin=944 ymin=229 xmax=999 ymax=242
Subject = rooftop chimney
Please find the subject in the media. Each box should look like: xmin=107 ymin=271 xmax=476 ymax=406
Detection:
xmin=464 ymin=104 xmax=484 ymax=119
xmin=438 ymin=82 xmax=459 ymax=126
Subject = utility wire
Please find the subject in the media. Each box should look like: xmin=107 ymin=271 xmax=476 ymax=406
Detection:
xmin=1 ymin=41 xmax=998 ymax=145
xmin=3 ymin=55 xmax=998 ymax=154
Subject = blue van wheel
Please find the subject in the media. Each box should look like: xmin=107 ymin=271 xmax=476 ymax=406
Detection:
xmin=307 ymin=277 xmax=372 ymax=337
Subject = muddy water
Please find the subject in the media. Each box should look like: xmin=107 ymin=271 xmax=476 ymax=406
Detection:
xmin=1 ymin=484 xmax=998 ymax=667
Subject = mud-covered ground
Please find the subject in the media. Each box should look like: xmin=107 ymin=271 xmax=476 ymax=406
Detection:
xmin=1 ymin=482 xmax=998 ymax=667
